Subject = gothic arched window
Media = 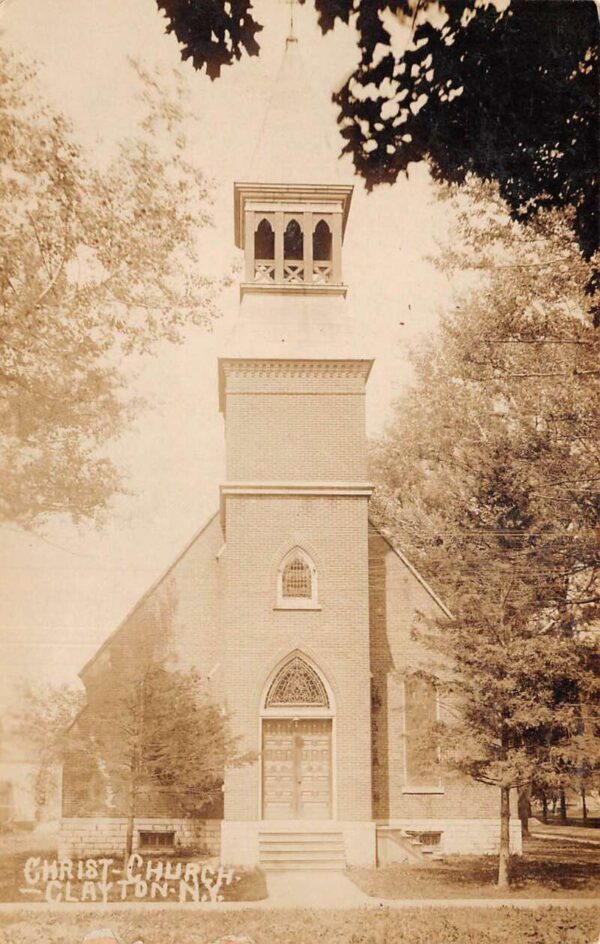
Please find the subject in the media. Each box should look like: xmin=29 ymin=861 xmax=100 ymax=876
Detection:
xmin=404 ymin=674 xmax=442 ymax=790
xmin=254 ymin=218 xmax=275 ymax=260
xmin=284 ymin=219 xmax=304 ymax=260
xmin=266 ymin=657 xmax=329 ymax=708
xmin=282 ymin=556 xmax=311 ymax=598
xmin=313 ymin=220 xmax=332 ymax=261
xmin=254 ymin=218 xmax=275 ymax=282
xmin=276 ymin=547 xmax=319 ymax=609
xmin=312 ymin=219 xmax=333 ymax=283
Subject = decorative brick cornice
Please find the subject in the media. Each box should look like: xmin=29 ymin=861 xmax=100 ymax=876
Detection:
xmin=220 ymin=359 xmax=372 ymax=380
xmin=218 ymin=358 xmax=373 ymax=410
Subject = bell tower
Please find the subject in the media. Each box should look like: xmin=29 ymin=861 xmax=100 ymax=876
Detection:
xmin=219 ymin=37 xmax=376 ymax=868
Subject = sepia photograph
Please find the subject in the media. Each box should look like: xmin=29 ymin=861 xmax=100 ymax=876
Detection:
xmin=0 ymin=0 xmax=598 ymax=941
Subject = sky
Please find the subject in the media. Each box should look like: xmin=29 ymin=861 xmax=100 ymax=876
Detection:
xmin=0 ymin=0 xmax=458 ymax=700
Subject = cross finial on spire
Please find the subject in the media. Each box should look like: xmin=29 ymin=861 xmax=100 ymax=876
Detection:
xmin=286 ymin=0 xmax=298 ymax=44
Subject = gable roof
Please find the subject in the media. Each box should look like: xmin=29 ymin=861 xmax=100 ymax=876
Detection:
xmin=368 ymin=517 xmax=453 ymax=619
xmin=79 ymin=510 xmax=451 ymax=683
xmin=79 ymin=511 xmax=221 ymax=681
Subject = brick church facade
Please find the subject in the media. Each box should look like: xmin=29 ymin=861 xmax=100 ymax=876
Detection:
xmin=60 ymin=40 xmax=521 ymax=868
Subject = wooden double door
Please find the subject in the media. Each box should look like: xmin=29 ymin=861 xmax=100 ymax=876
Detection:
xmin=262 ymin=718 xmax=332 ymax=820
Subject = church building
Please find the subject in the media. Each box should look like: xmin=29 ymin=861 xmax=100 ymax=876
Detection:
xmin=60 ymin=39 xmax=521 ymax=869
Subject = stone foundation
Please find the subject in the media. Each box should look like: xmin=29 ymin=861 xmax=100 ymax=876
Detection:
xmin=220 ymin=820 xmax=259 ymax=867
xmin=377 ymin=818 xmax=522 ymax=864
xmin=341 ymin=821 xmax=376 ymax=866
xmin=59 ymin=818 xmax=221 ymax=859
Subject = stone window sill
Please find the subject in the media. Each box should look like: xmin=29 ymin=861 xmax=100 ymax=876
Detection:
xmin=402 ymin=786 xmax=445 ymax=795
xmin=274 ymin=602 xmax=322 ymax=611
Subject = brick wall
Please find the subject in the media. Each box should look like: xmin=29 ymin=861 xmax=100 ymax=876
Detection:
xmin=221 ymin=356 xmax=373 ymax=825
xmin=369 ymin=526 xmax=501 ymax=823
xmin=80 ymin=513 xmax=225 ymax=700
xmin=221 ymin=494 xmax=373 ymax=822
xmin=223 ymin=360 xmax=370 ymax=482
xmin=62 ymin=514 xmax=226 ymax=823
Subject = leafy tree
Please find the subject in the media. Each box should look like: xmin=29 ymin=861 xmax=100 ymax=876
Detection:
xmin=1 ymin=51 xmax=222 ymax=529
xmin=154 ymin=0 xmax=598 ymax=277
xmin=14 ymin=682 xmax=85 ymax=814
xmin=370 ymin=182 xmax=600 ymax=886
xmin=66 ymin=655 xmax=253 ymax=860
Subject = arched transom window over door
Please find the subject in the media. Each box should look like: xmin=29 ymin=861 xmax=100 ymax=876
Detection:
xmin=262 ymin=657 xmax=333 ymax=819
xmin=265 ymin=657 xmax=329 ymax=709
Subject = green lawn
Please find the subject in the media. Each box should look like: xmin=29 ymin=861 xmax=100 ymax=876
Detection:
xmin=348 ymin=836 xmax=600 ymax=900
xmin=0 ymin=906 xmax=598 ymax=944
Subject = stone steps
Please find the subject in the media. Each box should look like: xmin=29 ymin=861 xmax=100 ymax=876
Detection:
xmin=259 ymin=829 xmax=346 ymax=871
xmin=376 ymin=826 xmax=444 ymax=865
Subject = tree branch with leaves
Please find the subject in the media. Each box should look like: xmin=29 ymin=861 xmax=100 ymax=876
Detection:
xmin=1 ymin=51 xmax=226 ymax=529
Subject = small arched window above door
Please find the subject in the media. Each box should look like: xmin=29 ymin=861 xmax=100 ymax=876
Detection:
xmin=276 ymin=547 xmax=319 ymax=609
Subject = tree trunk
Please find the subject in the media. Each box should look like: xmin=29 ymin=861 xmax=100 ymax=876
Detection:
xmin=541 ymin=792 xmax=548 ymax=824
xmin=497 ymin=785 xmax=511 ymax=889
xmin=124 ymin=782 xmax=136 ymax=868
xmin=559 ymin=788 xmax=567 ymax=823
xmin=581 ymin=785 xmax=588 ymax=824
xmin=518 ymin=783 xmax=531 ymax=838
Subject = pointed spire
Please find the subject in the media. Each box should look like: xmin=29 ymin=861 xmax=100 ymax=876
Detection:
xmin=246 ymin=37 xmax=344 ymax=184
xmin=286 ymin=0 xmax=297 ymax=44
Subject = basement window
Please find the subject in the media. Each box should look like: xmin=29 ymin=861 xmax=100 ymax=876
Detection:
xmin=406 ymin=830 xmax=442 ymax=846
xmin=138 ymin=830 xmax=175 ymax=851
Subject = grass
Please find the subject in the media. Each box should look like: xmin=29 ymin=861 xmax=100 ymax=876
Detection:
xmin=0 ymin=907 xmax=599 ymax=944
xmin=0 ymin=907 xmax=598 ymax=944
xmin=348 ymin=836 xmax=600 ymax=900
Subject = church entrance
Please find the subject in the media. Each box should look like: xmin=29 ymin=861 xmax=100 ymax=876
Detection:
xmin=262 ymin=718 xmax=332 ymax=820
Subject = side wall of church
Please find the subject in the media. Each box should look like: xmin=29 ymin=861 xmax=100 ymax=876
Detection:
xmin=369 ymin=526 xmax=502 ymax=825
xmin=79 ymin=512 xmax=225 ymax=705
xmin=60 ymin=513 xmax=225 ymax=856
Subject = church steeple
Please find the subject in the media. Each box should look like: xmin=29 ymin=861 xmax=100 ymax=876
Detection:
xmin=233 ymin=38 xmax=353 ymax=297
xmin=221 ymin=34 xmax=363 ymax=400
